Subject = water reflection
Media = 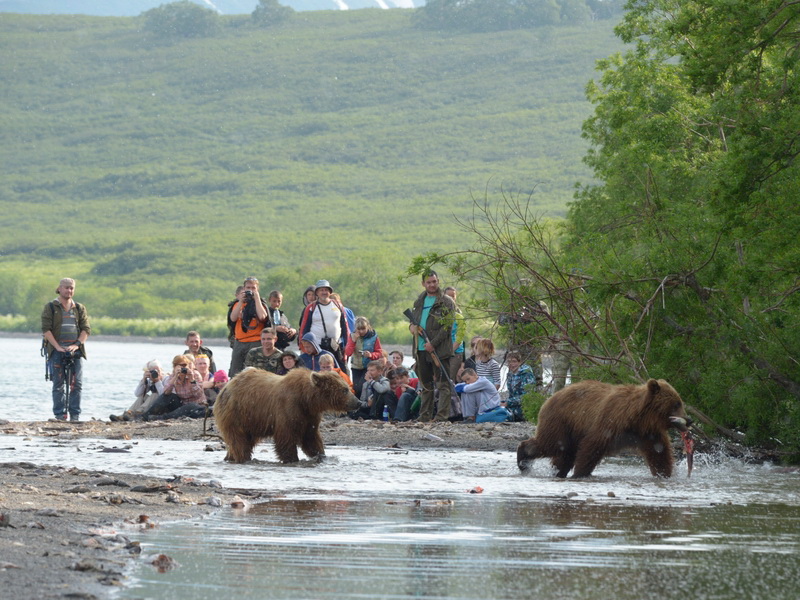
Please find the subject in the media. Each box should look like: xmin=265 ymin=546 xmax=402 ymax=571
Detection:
xmin=121 ymin=497 xmax=800 ymax=600
xmin=2 ymin=433 xmax=798 ymax=599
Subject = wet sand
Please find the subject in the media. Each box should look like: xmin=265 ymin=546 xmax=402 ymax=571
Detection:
xmin=0 ymin=417 xmax=534 ymax=599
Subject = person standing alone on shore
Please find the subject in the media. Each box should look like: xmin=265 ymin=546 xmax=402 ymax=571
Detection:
xmin=41 ymin=277 xmax=91 ymax=422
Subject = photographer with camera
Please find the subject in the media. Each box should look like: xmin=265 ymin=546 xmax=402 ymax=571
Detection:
xmin=42 ymin=277 xmax=91 ymax=422
xmin=136 ymin=355 xmax=206 ymax=421
xmin=228 ymin=276 xmax=268 ymax=377
xmin=109 ymin=359 xmax=164 ymax=421
xmin=299 ymin=279 xmax=350 ymax=372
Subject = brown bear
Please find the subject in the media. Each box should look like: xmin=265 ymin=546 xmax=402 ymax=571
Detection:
xmin=213 ymin=367 xmax=360 ymax=463
xmin=517 ymin=379 xmax=691 ymax=478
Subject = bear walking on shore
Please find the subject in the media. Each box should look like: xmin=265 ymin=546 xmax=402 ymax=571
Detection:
xmin=214 ymin=368 xmax=360 ymax=463
xmin=517 ymin=379 xmax=691 ymax=478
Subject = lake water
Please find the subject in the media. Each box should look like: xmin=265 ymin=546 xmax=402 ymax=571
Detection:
xmin=2 ymin=335 xmax=799 ymax=600
xmin=0 ymin=335 xmax=233 ymax=422
xmin=3 ymin=435 xmax=799 ymax=600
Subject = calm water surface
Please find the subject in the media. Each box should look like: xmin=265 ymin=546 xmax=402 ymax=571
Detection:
xmin=2 ymin=336 xmax=798 ymax=599
xmin=0 ymin=335 xmax=232 ymax=422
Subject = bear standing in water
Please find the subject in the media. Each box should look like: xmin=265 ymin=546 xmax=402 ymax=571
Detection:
xmin=214 ymin=368 xmax=359 ymax=463
xmin=517 ymin=379 xmax=691 ymax=478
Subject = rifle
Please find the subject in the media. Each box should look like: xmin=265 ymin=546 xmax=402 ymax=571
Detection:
xmin=403 ymin=308 xmax=454 ymax=388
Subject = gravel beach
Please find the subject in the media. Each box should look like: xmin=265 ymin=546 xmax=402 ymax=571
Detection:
xmin=0 ymin=417 xmax=535 ymax=599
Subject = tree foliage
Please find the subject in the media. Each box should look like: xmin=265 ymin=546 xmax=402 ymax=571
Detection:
xmin=142 ymin=1 xmax=221 ymax=38
xmin=416 ymin=0 xmax=800 ymax=459
xmin=252 ymin=0 xmax=294 ymax=26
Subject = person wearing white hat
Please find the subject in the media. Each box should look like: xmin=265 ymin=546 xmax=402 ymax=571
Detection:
xmin=299 ymin=279 xmax=350 ymax=371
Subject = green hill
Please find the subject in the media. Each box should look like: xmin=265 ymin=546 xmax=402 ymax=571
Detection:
xmin=0 ymin=10 xmax=623 ymax=338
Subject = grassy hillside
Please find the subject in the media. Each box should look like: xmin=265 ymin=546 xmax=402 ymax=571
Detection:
xmin=0 ymin=11 xmax=623 ymax=337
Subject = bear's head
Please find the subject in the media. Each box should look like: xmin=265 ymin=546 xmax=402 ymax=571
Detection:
xmin=310 ymin=371 xmax=360 ymax=413
xmin=646 ymin=379 xmax=691 ymax=431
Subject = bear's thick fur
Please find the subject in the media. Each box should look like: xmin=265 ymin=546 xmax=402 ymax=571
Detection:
xmin=517 ymin=379 xmax=690 ymax=478
xmin=213 ymin=368 xmax=360 ymax=463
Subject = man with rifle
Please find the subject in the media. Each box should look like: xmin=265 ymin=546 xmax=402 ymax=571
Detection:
xmin=42 ymin=278 xmax=91 ymax=422
xmin=408 ymin=270 xmax=457 ymax=422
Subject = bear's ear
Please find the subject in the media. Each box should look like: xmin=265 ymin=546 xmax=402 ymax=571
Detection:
xmin=647 ymin=379 xmax=660 ymax=395
xmin=311 ymin=372 xmax=323 ymax=386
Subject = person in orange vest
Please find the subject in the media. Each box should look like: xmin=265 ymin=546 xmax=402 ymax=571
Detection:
xmin=228 ymin=276 xmax=268 ymax=377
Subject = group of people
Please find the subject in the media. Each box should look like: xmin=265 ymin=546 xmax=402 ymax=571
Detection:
xmin=42 ymin=274 xmax=542 ymax=425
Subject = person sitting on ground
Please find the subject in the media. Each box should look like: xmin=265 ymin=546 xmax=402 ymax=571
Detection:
xmin=209 ymin=370 xmax=229 ymax=404
xmin=345 ymin=316 xmax=383 ymax=398
xmin=351 ymin=360 xmax=394 ymax=420
xmin=459 ymin=336 xmax=483 ymax=379
xmin=183 ymin=330 xmax=217 ymax=373
xmin=370 ymin=360 xmax=396 ymax=419
xmin=474 ymin=337 xmax=502 ymax=390
xmin=504 ymin=351 xmax=537 ymax=422
xmin=389 ymin=350 xmax=417 ymax=378
xmin=266 ymin=290 xmax=298 ymax=351
xmin=455 ymin=368 xmax=509 ymax=424
xmin=110 ymin=359 xmax=165 ymax=422
xmin=277 ymin=350 xmax=300 ymax=375
xmin=244 ymin=327 xmax=283 ymax=374
xmin=318 ymin=353 xmax=356 ymax=393
xmin=138 ymin=355 xmax=207 ymax=421
xmin=391 ymin=367 xmax=420 ymax=422
xmin=298 ymin=332 xmax=336 ymax=372
xmin=194 ymin=354 xmax=217 ymax=404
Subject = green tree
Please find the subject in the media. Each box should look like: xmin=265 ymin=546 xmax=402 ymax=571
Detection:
xmin=252 ymin=0 xmax=294 ymax=26
xmin=142 ymin=1 xmax=220 ymax=39
xmin=412 ymin=0 xmax=800 ymax=459
xmin=569 ymin=0 xmax=800 ymax=456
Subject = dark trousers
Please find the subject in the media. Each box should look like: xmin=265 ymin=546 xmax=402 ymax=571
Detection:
xmin=416 ymin=351 xmax=452 ymax=421
xmin=141 ymin=393 xmax=207 ymax=420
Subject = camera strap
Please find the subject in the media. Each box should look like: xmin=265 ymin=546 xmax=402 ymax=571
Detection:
xmin=316 ymin=303 xmax=330 ymax=339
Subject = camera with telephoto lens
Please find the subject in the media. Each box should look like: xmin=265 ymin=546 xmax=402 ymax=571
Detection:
xmin=244 ymin=290 xmax=253 ymax=299
xmin=181 ymin=367 xmax=188 ymax=374
xmin=150 ymin=369 xmax=159 ymax=379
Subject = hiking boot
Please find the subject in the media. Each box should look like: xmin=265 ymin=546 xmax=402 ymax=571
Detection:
xmin=69 ymin=415 xmax=80 ymax=423
xmin=122 ymin=410 xmax=135 ymax=422
xmin=109 ymin=414 xmax=121 ymax=422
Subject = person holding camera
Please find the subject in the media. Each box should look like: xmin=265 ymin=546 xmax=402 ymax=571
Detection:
xmin=228 ymin=276 xmax=268 ymax=377
xmin=137 ymin=355 xmax=206 ymax=421
xmin=299 ymin=280 xmax=350 ymax=371
xmin=42 ymin=277 xmax=91 ymax=422
xmin=109 ymin=359 xmax=165 ymax=422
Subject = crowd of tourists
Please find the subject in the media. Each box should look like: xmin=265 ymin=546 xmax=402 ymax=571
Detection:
xmin=42 ymin=274 xmax=543 ymax=424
